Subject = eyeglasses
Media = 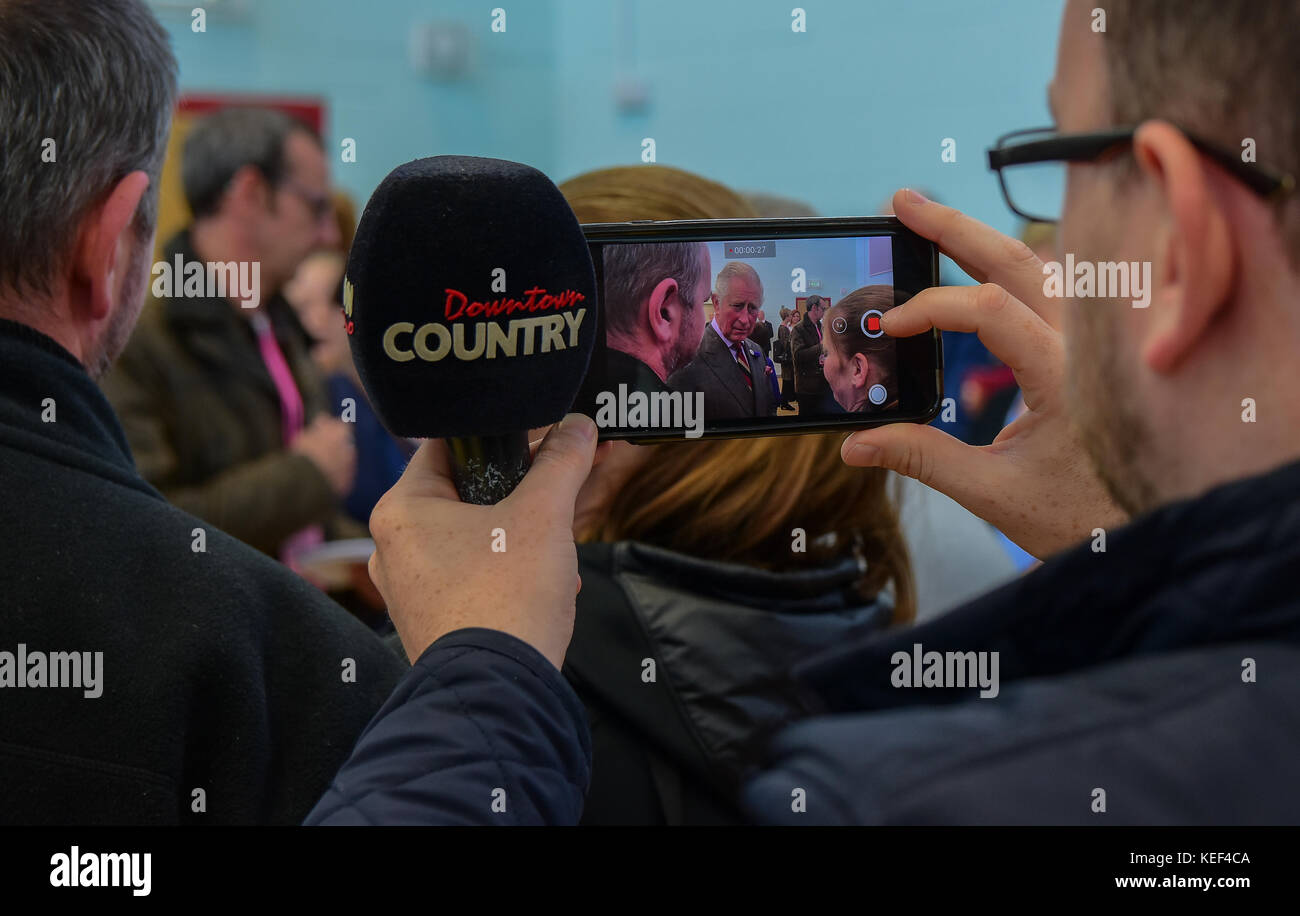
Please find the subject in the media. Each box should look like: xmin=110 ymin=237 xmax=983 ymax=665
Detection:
xmin=987 ymin=125 xmax=1296 ymax=224
xmin=278 ymin=179 xmax=333 ymax=223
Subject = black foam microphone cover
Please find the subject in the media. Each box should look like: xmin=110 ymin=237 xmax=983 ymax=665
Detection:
xmin=344 ymin=156 xmax=598 ymax=503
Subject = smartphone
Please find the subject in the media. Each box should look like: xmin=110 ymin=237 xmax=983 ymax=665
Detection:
xmin=572 ymin=216 xmax=943 ymax=442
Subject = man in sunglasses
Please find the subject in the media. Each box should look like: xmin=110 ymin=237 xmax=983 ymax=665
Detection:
xmin=102 ymin=107 xmax=359 ymax=559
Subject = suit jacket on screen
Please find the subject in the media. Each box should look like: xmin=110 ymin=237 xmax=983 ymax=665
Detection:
xmin=791 ymin=314 xmax=828 ymax=397
xmin=667 ymin=327 xmax=777 ymax=421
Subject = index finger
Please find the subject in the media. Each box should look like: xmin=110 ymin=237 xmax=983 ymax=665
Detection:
xmin=882 ymin=283 xmax=1063 ymax=405
xmin=388 ymin=439 xmax=460 ymax=502
xmin=892 ymin=188 xmax=1061 ymax=328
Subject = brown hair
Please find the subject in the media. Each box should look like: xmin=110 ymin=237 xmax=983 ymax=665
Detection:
xmin=824 ymin=286 xmax=895 ymax=366
xmin=561 ymin=166 xmax=915 ymax=623
xmin=1102 ymin=1 xmax=1299 ymax=261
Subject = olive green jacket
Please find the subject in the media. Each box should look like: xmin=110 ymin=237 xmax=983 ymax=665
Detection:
xmin=101 ymin=231 xmax=345 ymax=555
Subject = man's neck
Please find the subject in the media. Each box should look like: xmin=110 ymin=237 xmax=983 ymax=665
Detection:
xmin=0 ymin=297 xmax=88 ymax=367
xmin=189 ymin=219 xmax=272 ymax=312
xmin=607 ymin=333 xmax=669 ymax=382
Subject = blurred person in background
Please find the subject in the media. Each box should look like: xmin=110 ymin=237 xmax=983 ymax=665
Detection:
xmin=555 ymin=165 xmax=1014 ymax=824
xmin=284 ymin=247 xmax=412 ymax=532
xmin=748 ymin=308 xmax=774 ymax=358
xmin=791 ymin=293 xmax=836 ymax=413
xmin=774 ymin=307 xmax=797 ymax=408
xmin=102 ymin=107 xmax=357 ymax=561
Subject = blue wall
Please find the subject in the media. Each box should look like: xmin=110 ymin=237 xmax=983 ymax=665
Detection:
xmin=161 ymin=0 xmax=1064 ymax=238
xmin=703 ymin=237 xmax=889 ymax=312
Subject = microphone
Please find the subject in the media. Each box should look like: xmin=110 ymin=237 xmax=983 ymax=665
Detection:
xmin=343 ymin=156 xmax=598 ymax=504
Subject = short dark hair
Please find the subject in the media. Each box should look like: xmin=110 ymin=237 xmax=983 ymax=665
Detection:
xmin=601 ymin=242 xmax=709 ymax=340
xmin=1102 ymin=0 xmax=1299 ymax=260
xmin=0 ymin=0 xmax=178 ymax=299
xmin=182 ymin=107 xmax=321 ymax=219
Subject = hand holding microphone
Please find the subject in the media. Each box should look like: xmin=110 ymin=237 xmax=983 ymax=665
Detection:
xmin=368 ymin=415 xmax=598 ymax=668
xmin=344 ymin=155 xmax=601 ymax=663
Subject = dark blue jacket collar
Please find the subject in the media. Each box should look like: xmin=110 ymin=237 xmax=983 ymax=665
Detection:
xmin=799 ymin=458 xmax=1300 ymax=712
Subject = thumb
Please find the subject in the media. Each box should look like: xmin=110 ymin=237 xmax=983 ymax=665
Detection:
xmin=842 ymin=422 xmax=994 ymax=505
xmin=511 ymin=413 xmax=599 ymax=521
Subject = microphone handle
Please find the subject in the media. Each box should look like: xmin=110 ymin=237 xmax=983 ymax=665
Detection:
xmin=445 ymin=431 xmax=533 ymax=505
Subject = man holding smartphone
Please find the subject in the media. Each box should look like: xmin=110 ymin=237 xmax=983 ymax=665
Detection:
xmin=315 ymin=0 xmax=1299 ymax=824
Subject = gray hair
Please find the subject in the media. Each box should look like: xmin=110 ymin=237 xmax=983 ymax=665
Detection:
xmin=715 ymin=261 xmax=763 ymax=303
xmin=0 ymin=0 xmax=177 ymax=299
xmin=182 ymin=107 xmax=321 ymax=219
xmin=602 ymin=242 xmax=710 ymax=339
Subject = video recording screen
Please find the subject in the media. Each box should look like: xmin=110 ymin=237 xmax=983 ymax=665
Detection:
xmin=578 ymin=234 xmax=900 ymax=437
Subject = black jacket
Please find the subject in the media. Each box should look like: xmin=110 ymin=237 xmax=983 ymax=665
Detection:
xmin=790 ymin=314 xmax=827 ymax=396
xmin=745 ymin=458 xmax=1300 ymax=824
xmin=666 ymin=328 xmax=777 ymax=421
xmin=565 ymin=541 xmax=892 ymax=824
xmin=748 ymin=320 xmax=773 ymax=358
xmin=605 ymin=347 xmax=671 ymax=395
xmin=0 ymin=319 xmax=406 ymax=824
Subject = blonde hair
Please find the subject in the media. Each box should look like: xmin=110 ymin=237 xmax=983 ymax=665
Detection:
xmin=561 ymin=165 xmax=915 ymax=623
xmin=560 ymin=165 xmax=759 ymax=222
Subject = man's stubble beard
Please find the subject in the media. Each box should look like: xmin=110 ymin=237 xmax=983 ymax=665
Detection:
xmin=666 ymin=309 xmax=705 ymax=377
xmin=89 ymin=233 xmax=151 ymax=380
xmin=1067 ymin=295 xmax=1161 ymax=517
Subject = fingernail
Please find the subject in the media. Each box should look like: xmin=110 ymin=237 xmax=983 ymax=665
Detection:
xmin=559 ymin=412 xmax=597 ymax=442
xmin=847 ymin=443 xmax=880 ymax=465
xmin=905 ymin=188 xmax=929 ymax=205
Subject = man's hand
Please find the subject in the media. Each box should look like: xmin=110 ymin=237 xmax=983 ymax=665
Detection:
xmin=841 ymin=188 xmax=1126 ymax=559
xmin=368 ymin=414 xmax=600 ymax=669
xmin=293 ymin=416 xmax=357 ymax=497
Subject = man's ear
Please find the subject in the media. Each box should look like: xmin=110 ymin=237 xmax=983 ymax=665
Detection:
xmin=1132 ymin=120 xmax=1235 ymax=375
xmin=225 ymin=163 xmax=273 ymax=214
xmin=645 ymin=276 xmax=680 ymax=345
xmin=71 ymin=171 xmax=150 ymax=321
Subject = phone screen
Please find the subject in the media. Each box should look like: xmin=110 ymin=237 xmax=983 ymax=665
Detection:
xmin=573 ymin=218 xmax=942 ymax=442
